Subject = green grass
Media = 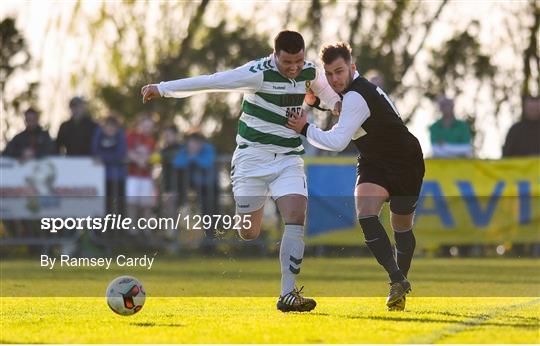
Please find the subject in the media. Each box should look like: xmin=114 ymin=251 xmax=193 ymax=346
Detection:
xmin=1 ymin=258 xmax=539 ymax=343
xmin=1 ymin=297 xmax=539 ymax=343
xmin=2 ymin=257 xmax=539 ymax=297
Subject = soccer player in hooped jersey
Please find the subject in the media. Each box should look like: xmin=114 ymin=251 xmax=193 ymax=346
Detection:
xmin=141 ymin=31 xmax=341 ymax=312
xmin=288 ymin=42 xmax=425 ymax=311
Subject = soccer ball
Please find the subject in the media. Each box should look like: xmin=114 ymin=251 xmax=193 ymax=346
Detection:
xmin=106 ymin=276 xmax=146 ymax=315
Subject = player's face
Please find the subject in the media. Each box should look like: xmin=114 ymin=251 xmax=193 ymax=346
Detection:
xmin=324 ymin=57 xmax=356 ymax=94
xmin=275 ymin=50 xmax=305 ymax=79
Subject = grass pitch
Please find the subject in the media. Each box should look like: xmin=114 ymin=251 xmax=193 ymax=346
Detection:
xmin=1 ymin=257 xmax=539 ymax=343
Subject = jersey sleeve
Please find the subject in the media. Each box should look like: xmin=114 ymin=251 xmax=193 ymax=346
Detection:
xmin=309 ymin=68 xmax=341 ymax=109
xmin=306 ymin=91 xmax=370 ymax=151
xmin=157 ymin=62 xmax=264 ymax=98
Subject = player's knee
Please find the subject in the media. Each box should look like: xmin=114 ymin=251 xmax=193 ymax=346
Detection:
xmin=356 ymin=202 xmax=382 ymax=218
xmin=391 ymin=214 xmax=415 ymax=232
xmin=392 ymin=222 xmax=414 ymax=232
xmin=282 ymin=211 xmax=305 ymax=225
xmin=279 ymin=204 xmax=306 ymax=225
xmin=238 ymin=228 xmax=260 ymax=241
xmin=357 ymin=208 xmax=380 ymax=219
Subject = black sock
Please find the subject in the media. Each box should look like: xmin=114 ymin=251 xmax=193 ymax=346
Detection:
xmin=394 ymin=229 xmax=416 ymax=278
xmin=359 ymin=216 xmax=405 ymax=283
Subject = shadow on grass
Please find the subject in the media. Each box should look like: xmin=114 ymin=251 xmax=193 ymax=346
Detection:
xmin=0 ymin=340 xmax=45 ymax=344
xmin=309 ymin=312 xmax=331 ymax=316
xmin=131 ymin=322 xmax=185 ymax=327
xmin=340 ymin=314 xmax=539 ymax=329
xmin=341 ymin=312 xmax=538 ymax=329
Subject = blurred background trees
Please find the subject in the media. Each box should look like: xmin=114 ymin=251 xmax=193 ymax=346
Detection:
xmin=0 ymin=17 xmax=39 ymax=144
xmin=1 ymin=0 xmax=538 ymax=157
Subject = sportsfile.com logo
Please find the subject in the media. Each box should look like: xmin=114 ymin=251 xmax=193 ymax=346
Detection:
xmin=40 ymin=213 xmax=252 ymax=233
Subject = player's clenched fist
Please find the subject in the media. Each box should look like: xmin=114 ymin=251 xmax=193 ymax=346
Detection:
xmin=141 ymin=84 xmax=160 ymax=103
xmin=286 ymin=109 xmax=308 ymax=134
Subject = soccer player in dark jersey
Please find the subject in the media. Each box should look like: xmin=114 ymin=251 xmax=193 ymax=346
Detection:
xmin=288 ymin=42 xmax=425 ymax=311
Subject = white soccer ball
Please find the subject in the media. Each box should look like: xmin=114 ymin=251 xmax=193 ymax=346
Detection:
xmin=106 ymin=275 xmax=146 ymax=316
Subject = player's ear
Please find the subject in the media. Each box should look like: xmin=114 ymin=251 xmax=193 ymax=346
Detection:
xmin=351 ymin=63 xmax=357 ymax=75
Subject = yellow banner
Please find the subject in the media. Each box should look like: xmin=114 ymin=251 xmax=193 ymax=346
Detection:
xmin=305 ymin=157 xmax=540 ymax=247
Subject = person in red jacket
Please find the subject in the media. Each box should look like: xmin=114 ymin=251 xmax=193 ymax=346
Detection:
xmin=126 ymin=113 xmax=156 ymax=221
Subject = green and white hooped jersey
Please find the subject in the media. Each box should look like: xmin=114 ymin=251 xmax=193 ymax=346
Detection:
xmin=157 ymin=54 xmax=340 ymax=154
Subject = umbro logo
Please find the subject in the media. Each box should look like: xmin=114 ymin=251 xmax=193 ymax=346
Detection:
xmin=237 ymin=204 xmax=250 ymax=208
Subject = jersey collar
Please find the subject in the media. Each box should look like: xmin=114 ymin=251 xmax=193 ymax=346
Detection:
xmin=340 ymin=71 xmax=361 ymax=97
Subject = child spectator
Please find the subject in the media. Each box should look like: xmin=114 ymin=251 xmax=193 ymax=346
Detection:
xmin=92 ymin=115 xmax=127 ymax=215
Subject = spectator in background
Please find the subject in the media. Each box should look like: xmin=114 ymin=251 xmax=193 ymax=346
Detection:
xmin=429 ymin=96 xmax=473 ymax=158
xmin=92 ymin=115 xmax=127 ymax=215
xmin=174 ymin=128 xmax=219 ymax=238
xmin=3 ymin=107 xmax=55 ymax=160
xmin=365 ymin=69 xmax=385 ymax=89
xmin=2 ymin=107 xmax=56 ymax=239
xmin=160 ymin=124 xmax=182 ymax=198
xmin=502 ymin=95 xmax=540 ymax=157
xmin=126 ymin=113 xmax=156 ymax=221
xmin=57 ymin=96 xmax=98 ymax=156
xmin=157 ymin=125 xmax=182 ymax=247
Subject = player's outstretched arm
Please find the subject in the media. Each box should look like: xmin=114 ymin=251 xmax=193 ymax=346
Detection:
xmin=141 ymin=84 xmax=161 ymax=104
xmin=147 ymin=63 xmax=263 ymax=100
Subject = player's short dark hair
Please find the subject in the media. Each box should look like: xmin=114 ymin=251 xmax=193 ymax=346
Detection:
xmin=274 ymin=30 xmax=305 ymax=54
xmin=320 ymin=42 xmax=353 ymax=65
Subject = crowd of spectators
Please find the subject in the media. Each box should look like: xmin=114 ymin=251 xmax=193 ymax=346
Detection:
xmin=2 ymin=91 xmax=538 ymax=248
xmin=2 ymin=97 xmax=220 ymax=243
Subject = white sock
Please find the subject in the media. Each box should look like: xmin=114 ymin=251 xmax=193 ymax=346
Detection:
xmin=279 ymin=224 xmax=304 ymax=296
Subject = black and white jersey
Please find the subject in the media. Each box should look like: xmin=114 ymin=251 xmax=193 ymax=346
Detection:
xmin=305 ymin=74 xmax=423 ymax=167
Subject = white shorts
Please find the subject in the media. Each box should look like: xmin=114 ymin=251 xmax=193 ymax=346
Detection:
xmin=126 ymin=176 xmax=156 ymax=207
xmin=231 ymin=146 xmax=307 ymax=213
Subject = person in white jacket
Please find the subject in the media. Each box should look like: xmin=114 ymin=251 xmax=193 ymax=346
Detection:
xmin=141 ymin=30 xmax=341 ymax=312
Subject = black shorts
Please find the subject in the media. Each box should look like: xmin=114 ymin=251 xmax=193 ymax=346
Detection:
xmin=356 ymin=158 xmax=425 ymax=215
